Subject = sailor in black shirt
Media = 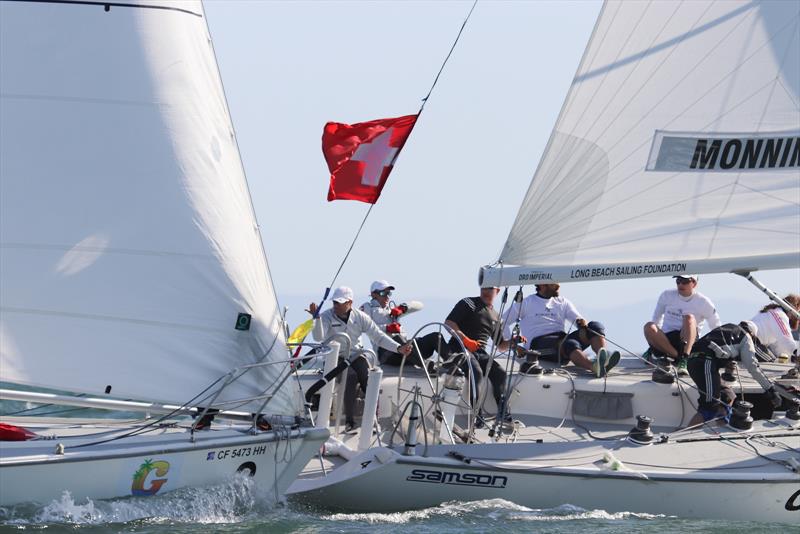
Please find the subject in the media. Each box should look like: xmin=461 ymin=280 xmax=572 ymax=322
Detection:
xmin=445 ymin=287 xmax=512 ymax=416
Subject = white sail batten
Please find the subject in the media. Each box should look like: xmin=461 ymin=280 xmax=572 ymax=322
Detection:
xmin=0 ymin=0 xmax=300 ymax=415
xmin=484 ymin=0 xmax=800 ymax=286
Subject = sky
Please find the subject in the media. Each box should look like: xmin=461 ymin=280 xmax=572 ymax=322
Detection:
xmin=204 ymin=0 xmax=799 ymax=353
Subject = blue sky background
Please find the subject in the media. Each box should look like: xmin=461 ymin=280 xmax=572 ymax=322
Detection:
xmin=205 ymin=0 xmax=799 ymax=354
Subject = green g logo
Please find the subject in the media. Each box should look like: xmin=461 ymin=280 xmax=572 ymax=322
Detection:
xmin=235 ymin=313 xmax=251 ymax=331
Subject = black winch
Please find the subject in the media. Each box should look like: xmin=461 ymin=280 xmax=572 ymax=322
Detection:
xmin=519 ymin=349 xmax=543 ymax=375
xmin=627 ymin=415 xmax=655 ymax=445
xmin=728 ymin=400 xmax=754 ymax=430
xmin=651 ymin=358 xmax=675 ymax=384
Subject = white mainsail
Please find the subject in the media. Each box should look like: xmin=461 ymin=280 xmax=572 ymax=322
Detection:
xmin=481 ymin=0 xmax=799 ymax=287
xmin=0 ymin=0 xmax=299 ymax=415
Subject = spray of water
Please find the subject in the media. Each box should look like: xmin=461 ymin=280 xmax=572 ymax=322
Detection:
xmin=0 ymin=472 xmax=276 ymax=527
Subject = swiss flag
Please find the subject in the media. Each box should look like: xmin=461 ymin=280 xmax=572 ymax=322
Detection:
xmin=322 ymin=114 xmax=418 ymax=203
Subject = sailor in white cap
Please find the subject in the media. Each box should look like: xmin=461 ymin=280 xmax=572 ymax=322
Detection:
xmin=359 ymin=280 xmax=447 ymax=366
xmin=644 ymin=274 xmax=721 ymax=376
xmin=308 ymin=286 xmax=412 ymax=431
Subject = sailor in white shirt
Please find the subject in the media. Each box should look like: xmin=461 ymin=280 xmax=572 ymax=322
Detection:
xmin=502 ymin=284 xmax=618 ymax=377
xmin=644 ymin=275 xmax=721 ymax=374
xmin=750 ymin=294 xmax=800 ymax=359
xmin=308 ymin=286 xmax=411 ymax=431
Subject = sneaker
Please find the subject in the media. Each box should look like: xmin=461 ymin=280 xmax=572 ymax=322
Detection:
xmin=344 ymin=420 xmax=357 ymax=433
xmin=677 ymin=358 xmax=689 ymax=376
xmin=593 ymin=348 xmax=609 ymax=378
xmin=606 ymin=350 xmax=621 ymax=373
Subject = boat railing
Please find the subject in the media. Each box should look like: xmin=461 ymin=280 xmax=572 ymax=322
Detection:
xmin=191 ymin=343 xmax=342 ymax=434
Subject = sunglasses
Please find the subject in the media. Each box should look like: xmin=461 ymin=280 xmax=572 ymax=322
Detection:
xmin=675 ymin=278 xmax=693 ymax=285
xmin=377 ymin=290 xmax=392 ymax=297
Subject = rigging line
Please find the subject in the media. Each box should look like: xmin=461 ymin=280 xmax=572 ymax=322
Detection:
xmin=705 ymin=15 xmax=800 ymax=258
xmin=325 ymin=204 xmax=374 ymax=291
xmin=65 ymin=375 xmax=227 ymax=449
xmin=491 ymin=288 xmax=523 ymax=432
xmin=419 ymin=0 xmax=478 ymax=114
xmin=319 ymin=1 xmax=478 ymax=297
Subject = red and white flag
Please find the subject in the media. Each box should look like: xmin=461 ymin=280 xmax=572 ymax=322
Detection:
xmin=322 ymin=114 xmax=418 ymax=203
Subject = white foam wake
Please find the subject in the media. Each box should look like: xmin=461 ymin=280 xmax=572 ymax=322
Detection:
xmin=323 ymin=499 xmax=666 ymax=525
xmin=1 ymin=473 xmax=273 ymax=526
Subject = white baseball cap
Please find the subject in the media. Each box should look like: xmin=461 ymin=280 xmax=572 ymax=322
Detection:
xmin=673 ymin=274 xmax=699 ymax=282
xmin=331 ymin=286 xmax=354 ymax=303
xmin=370 ymin=280 xmax=395 ymax=293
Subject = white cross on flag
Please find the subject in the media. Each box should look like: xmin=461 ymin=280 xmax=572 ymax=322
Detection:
xmin=322 ymin=114 xmax=418 ymax=203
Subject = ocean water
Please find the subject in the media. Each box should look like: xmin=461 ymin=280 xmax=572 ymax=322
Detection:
xmin=1 ymin=475 xmax=797 ymax=534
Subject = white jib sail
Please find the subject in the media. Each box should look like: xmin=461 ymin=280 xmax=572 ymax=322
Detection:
xmin=481 ymin=0 xmax=799 ymax=287
xmin=0 ymin=0 xmax=300 ymax=415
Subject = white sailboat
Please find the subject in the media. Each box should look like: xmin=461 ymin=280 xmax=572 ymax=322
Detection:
xmin=0 ymin=0 xmax=327 ymax=505
xmin=286 ymin=0 xmax=800 ymax=521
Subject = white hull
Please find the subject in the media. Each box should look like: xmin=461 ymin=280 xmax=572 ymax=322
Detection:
xmin=288 ymin=421 xmax=800 ymax=523
xmin=0 ymin=422 xmax=328 ymax=506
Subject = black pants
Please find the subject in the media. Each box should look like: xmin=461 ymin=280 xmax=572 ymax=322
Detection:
xmin=450 ymin=351 xmax=506 ymax=408
xmin=379 ymin=332 xmax=450 ymax=366
xmin=343 ymin=356 xmax=370 ymax=423
xmin=687 ymin=356 xmax=724 ymax=410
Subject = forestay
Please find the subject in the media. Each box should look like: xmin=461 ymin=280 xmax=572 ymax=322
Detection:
xmin=0 ymin=0 xmax=300 ymax=415
xmin=481 ymin=0 xmax=800 ymax=287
